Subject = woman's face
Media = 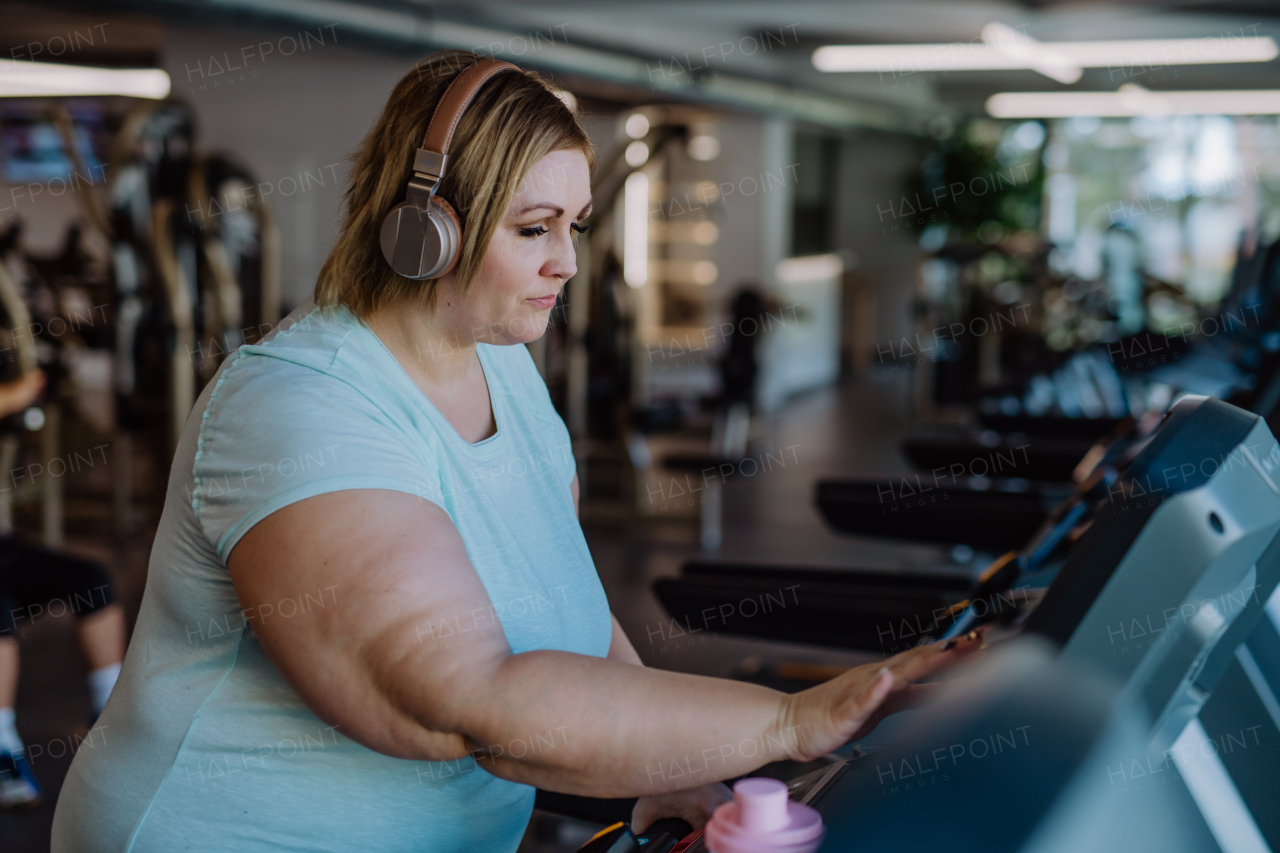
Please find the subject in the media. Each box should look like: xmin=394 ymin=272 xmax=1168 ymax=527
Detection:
xmin=435 ymin=148 xmax=592 ymax=346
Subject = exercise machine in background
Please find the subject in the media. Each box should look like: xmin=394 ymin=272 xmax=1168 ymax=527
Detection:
xmin=0 ymin=96 xmax=280 ymax=545
xmin=635 ymin=396 xmax=1280 ymax=852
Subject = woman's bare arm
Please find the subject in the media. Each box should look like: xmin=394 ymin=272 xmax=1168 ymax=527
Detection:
xmin=608 ymin=615 xmax=643 ymax=666
xmin=227 ymin=488 xmax=981 ymax=797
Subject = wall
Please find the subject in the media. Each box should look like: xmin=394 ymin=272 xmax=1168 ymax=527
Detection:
xmin=710 ymin=114 xmax=792 ymax=299
xmin=159 ymin=22 xmax=411 ymax=311
xmin=635 ymin=111 xmax=797 ymax=403
xmin=833 ymin=127 xmax=925 ymax=361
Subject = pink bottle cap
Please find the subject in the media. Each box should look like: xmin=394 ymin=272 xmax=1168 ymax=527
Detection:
xmin=704 ymin=777 xmax=825 ymax=853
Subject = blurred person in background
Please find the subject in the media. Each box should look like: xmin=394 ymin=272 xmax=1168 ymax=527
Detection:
xmin=719 ymin=286 xmax=769 ymax=413
xmin=0 ymin=368 xmax=125 ymax=810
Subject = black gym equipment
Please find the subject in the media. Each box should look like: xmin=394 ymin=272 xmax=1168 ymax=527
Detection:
xmin=185 ymin=152 xmax=282 ymax=386
xmin=814 ymin=408 xmax=1158 ymax=553
xmin=576 ymin=817 xmax=694 ymax=853
xmin=106 ymin=100 xmax=198 ymax=449
xmin=652 ymin=560 xmax=976 ymax=652
xmin=815 ymin=468 xmax=1075 ymax=552
xmin=799 ymin=642 xmax=1222 ymax=853
xmin=819 ymin=274 xmax=1280 ymax=554
xmin=655 ymin=396 xmax=1280 ymax=676
xmin=101 ymin=102 xmax=280 ymax=537
xmin=896 ymin=234 xmax=1280 ymax=486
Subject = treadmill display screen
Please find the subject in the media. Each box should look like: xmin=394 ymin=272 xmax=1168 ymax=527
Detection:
xmin=1021 ymin=396 xmax=1259 ymax=643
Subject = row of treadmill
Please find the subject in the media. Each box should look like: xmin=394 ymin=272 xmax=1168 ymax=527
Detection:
xmin=562 ymin=238 xmax=1280 ymax=852
xmin=0 ymin=98 xmax=278 ymax=543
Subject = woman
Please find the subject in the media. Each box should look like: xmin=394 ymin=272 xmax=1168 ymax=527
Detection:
xmin=52 ymin=51 xmax=982 ymax=851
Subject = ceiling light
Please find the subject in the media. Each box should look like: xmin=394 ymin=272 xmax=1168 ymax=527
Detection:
xmin=693 ymin=260 xmax=718 ymax=285
xmin=981 ymin=22 xmax=1081 ymax=84
xmin=623 ymin=172 xmax=649 ymax=288
xmin=625 ymin=113 xmax=649 ymax=139
xmin=687 ymin=134 xmax=721 ymax=161
xmin=813 ymin=31 xmax=1277 ymax=83
xmin=624 ymin=140 xmax=649 ymax=167
xmin=814 ymin=43 xmax=1025 ymax=73
xmin=987 ymin=85 xmax=1280 ymax=117
xmin=0 ymin=60 xmax=170 ymax=98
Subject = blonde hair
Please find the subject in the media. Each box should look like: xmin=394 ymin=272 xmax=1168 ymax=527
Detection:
xmin=315 ymin=50 xmax=596 ymax=319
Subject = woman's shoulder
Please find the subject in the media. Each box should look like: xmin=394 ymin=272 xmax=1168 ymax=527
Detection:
xmin=237 ymin=298 xmax=356 ymax=372
xmin=190 ymin=302 xmax=446 ymax=542
xmin=197 ymin=302 xmax=423 ymax=460
xmin=215 ymin=299 xmax=393 ymax=406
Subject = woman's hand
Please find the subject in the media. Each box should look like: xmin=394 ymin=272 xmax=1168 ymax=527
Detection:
xmin=778 ymin=631 xmax=986 ymax=762
xmin=631 ymin=782 xmax=732 ymax=834
xmin=627 ymin=637 xmax=984 ymax=831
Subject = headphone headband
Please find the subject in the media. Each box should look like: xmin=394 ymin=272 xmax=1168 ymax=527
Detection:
xmin=409 ymin=58 xmax=519 ymax=202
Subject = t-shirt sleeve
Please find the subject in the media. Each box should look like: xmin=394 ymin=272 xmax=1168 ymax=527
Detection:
xmin=191 ymin=356 xmax=446 ymax=563
xmin=514 ymin=343 xmax=577 ymax=486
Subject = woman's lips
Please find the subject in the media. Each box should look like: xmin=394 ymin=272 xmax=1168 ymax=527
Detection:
xmin=527 ymin=295 xmax=557 ymax=309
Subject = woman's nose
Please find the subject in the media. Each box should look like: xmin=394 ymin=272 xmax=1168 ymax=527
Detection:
xmin=544 ymin=230 xmax=578 ymax=281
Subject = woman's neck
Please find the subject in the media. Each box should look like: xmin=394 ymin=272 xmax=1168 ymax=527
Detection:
xmin=364 ymin=301 xmax=477 ymax=390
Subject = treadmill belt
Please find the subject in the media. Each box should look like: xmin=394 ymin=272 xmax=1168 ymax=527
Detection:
xmin=653 ymin=564 xmax=975 ymax=652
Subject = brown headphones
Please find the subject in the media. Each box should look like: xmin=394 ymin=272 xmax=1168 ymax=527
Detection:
xmin=380 ymin=58 xmax=518 ymax=280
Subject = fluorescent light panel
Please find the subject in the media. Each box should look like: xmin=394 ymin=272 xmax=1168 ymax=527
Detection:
xmin=987 ymin=88 xmax=1280 ymax=117
xmin=980 ymin=22 xmax=1081 ymax=84
xmin=623 ymin=171 xmax=649 ymax=289
xmin=0 ymin=60 xmax=170 ymax=99
xmin=813 ymin=35 xmax=1277 ymax=75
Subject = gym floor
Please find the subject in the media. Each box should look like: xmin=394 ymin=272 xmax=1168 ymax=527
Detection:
xmin=1 ymin=370 xmax=948 ymax=852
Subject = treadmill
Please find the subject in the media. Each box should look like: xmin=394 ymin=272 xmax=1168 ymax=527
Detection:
xmin=814 ymin=352 xmax=1280 ymax=554
xmin=814 ymin=412 xmax=1137 ymax=552
xmin=956 ymin=395 xmax=1280 ymax=748
xmin=655 ymin=396 xmax=1280 ymax=674
xmin=717 ymin=577 xmax=1280 ymax=853
xmin=782 ymin=640 xmax=1233 ymax=853
xmin=646 ymin=397 xmax=1280 ymax=851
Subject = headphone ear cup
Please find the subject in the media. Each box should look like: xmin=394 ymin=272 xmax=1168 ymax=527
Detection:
xmin=378 ymin=196 xmax=462 ymax=280
xmin=430 ymin=196 xmax=463 ymax=278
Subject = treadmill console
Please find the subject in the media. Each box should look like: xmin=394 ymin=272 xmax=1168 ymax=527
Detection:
xmin=805 ymin=641 xmax=1214 ymax=853
xmin=1011 ymin=396 xmax=1280 ymax=746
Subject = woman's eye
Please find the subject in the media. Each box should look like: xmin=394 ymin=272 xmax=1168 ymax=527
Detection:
xmin=571 ymin=222 xmax=589 ymax=234
xmin=518 ymin=225 xmax=549 ymax=237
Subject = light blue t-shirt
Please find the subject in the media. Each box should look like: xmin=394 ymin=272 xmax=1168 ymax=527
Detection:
xmin=52 ymin=297 xmax=613 ymax=852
